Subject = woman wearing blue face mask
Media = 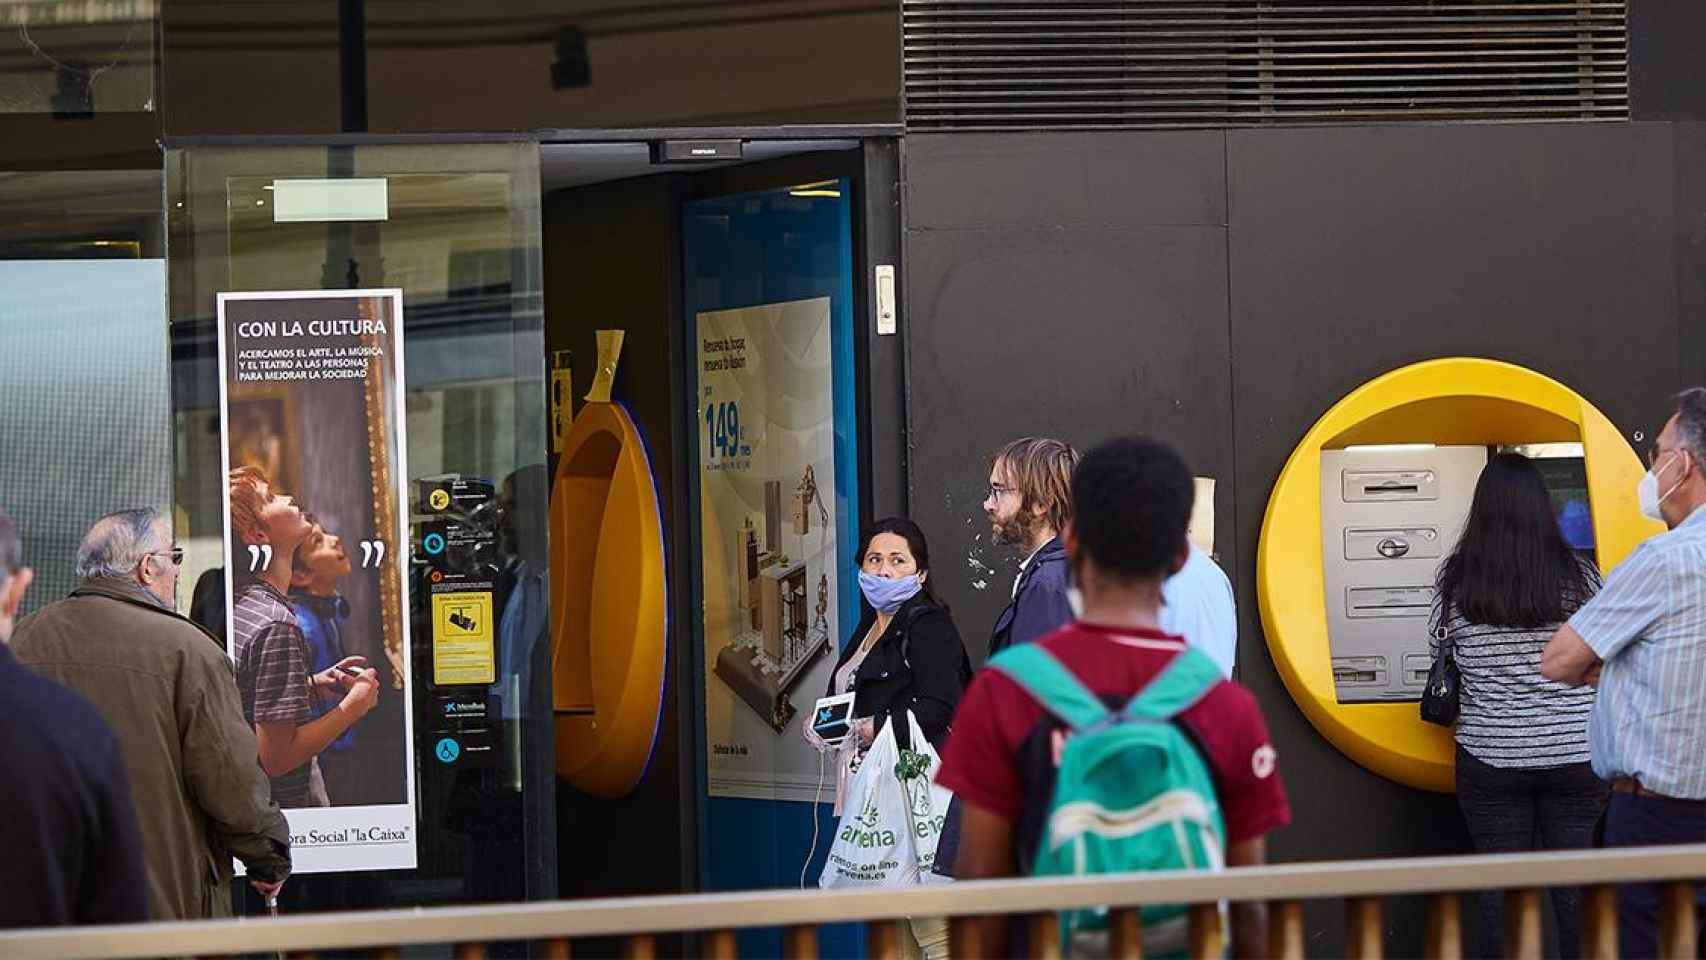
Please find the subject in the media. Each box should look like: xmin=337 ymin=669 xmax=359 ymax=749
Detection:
xmin=803 ymin=517 xmax=972 ymax=801
xmin=804 ymin=517 xmax=970 ymax=959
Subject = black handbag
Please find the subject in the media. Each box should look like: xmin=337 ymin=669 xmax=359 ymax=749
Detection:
xmin=1420 ymin=619 xmax=1460 ymax=726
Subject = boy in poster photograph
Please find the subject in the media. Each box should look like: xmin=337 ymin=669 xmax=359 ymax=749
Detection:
xmin=290 ymin=516 xmax=363 ymax=788
xmin=229 ymin=467 xmax=380 ymax=808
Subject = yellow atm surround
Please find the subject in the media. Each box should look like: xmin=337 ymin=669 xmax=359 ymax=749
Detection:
xmin=550 ymin=400 xmax=668 ymax=798
xmin=1257 ymin=358 xmax=1659 ymax=792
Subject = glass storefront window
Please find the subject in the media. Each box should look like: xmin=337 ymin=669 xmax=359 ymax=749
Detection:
xmin=0 ymin=169 xmax=167 ymax=615
xmin=167 ymin=142 xmax=554 ymax=914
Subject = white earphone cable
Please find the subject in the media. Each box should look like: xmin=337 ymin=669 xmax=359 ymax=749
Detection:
xmin=801 ymin=746 xmax=830 ymax=889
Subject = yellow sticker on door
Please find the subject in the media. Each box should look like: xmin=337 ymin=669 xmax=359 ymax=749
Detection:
xmin=431 ymin=591 xmax=495 ymax=685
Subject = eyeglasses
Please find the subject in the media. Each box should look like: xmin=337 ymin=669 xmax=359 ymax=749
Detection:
xmin=148 ymin=546 xmax=185 ymax=566
xmin=986 ymin=482 xmax=1016 ymax=501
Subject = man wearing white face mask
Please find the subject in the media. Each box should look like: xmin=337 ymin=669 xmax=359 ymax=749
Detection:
xmin=1543 ymin=387 xmax=1706 ymax=957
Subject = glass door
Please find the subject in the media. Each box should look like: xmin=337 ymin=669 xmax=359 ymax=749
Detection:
xmin=166 ymin=141 xmax=553 ymax=918
xmin=682 ymin=157 xmax=866 ymax=957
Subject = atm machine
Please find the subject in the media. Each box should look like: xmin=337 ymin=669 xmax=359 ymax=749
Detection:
xmin=1261 ymin=358 xmax=1656 ymax=792
xmin=1320 ymin=445 xmax=1487 ymax=704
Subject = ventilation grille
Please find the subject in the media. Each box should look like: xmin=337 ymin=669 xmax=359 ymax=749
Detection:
xmin=903 ymin=1 xmax=1628 ymax=131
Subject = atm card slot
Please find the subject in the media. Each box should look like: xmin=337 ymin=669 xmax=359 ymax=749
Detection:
xmin=1344 ymin=526 xmax=1442 ymax=561
xmin=1343 ymin=470 xmax=1439 ymax=503
xmin=1346 ymin=585 xmax=1433 ymax=618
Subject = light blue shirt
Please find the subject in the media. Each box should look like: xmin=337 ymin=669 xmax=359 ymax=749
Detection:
xmin=1160 ymin=544 xmax=1237 ymax=678
xmin=1569 ymin=506 xmax=1706 ymax=798
xmin=493 ymin=561 xmax=548 ymax=722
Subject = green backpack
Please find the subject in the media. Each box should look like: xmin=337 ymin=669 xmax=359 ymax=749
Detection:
xmin=989 ymin=642 xmax=1227 ymax=952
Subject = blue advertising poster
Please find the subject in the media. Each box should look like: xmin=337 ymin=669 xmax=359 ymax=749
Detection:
xmin=685 ymin=179 xmax=862 ymax=956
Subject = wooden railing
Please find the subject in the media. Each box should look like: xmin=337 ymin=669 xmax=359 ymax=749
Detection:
xmin=4 ymin=844 xmax=1705 ymax=959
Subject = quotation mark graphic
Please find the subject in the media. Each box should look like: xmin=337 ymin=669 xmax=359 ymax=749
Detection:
xmin=246 ymin=544 xmax=274 ymax=572
xmin=358 ymin=540 xmax=387 ymax=568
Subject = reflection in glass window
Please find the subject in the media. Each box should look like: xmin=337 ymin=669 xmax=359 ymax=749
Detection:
xmin=0 ymin=0 xmax=157 ymax=114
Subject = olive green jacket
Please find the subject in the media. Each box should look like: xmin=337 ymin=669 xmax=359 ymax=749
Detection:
xmin=12 ymin=578 xmax=291 ymax=920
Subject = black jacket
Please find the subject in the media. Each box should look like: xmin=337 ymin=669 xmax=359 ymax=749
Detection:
xmin=825 ymin=593 xmax=972 ymax=753
xmin=934 ymin=538 xmax=1071 ymax=881
xmin=987 ymin=536 xmax=1074 ymax=657
xmin=0 ymin=643 xmax=149 ymax=928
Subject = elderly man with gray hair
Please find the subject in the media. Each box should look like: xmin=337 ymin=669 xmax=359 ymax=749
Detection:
xmin=12 ymin=508 xmax=292 ymax=921
xmin=1543 ymin=387 xmax=1706 ymax=956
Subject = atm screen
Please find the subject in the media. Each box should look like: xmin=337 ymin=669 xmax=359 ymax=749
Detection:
xmin=1530 ymin=456 xmax=1594 ymax=552
xmin=1501 ymin=445 xmax=1594 ymax=553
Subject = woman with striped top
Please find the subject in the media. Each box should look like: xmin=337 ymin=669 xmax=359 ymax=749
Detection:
xmin=1431 ymin=452 xmax=1605 ymax=959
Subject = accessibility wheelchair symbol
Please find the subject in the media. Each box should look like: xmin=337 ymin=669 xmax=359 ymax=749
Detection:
xmin=435 ymin=737 xmax=460 ymax=764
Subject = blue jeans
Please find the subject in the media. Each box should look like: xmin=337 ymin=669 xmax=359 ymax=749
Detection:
xmin=1455 ymin=747 xmax=1605 ymax=958
xmin=1602 ymin=791 xmax=1706 ymax=959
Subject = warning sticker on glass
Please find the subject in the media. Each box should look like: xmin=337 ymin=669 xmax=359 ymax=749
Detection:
xmin=431 ymin=590 xmax=495 ymax=685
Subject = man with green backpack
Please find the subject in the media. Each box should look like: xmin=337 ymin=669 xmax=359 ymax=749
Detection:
xmin=936 ymin=436 xmax=1290 ymax=957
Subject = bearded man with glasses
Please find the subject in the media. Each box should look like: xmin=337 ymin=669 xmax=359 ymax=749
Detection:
xmin=984 ymin=437 xmax=1081 ymax=658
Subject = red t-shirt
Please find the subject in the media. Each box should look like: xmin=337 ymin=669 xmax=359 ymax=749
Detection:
xmin=937 ymin=622 xmax=1290 ymax=853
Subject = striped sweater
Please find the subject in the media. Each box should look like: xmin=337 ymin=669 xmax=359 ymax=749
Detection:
xmin=1429 ymin=562 xmax=1602 ymax=769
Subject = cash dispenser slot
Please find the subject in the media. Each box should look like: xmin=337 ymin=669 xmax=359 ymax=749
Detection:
xmin=1402 ymin=653 xmax=1432 ymax=688
xmin=1344 ymin=526 xmax=1442 ymax=561
xmin=1333 ymin=656 xmax=1387 ymax=687
xmin=1343 ymin=470 xmax=1438 ymax=503
xmin=1346 ymin=585 xmax=1434 ymax=619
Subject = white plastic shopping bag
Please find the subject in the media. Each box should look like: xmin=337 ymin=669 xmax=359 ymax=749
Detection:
xmin=819 ymin=710 xmax=955 ymax=888
xmin=898 ymin=710 xmax=955 ymax=883
xmin=820 ymin=715 xmax=910 ymax=888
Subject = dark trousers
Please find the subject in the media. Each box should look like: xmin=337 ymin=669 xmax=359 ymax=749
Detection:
xmin=1455 ymin=747 xmax=1606 ymax=958
xmin=1602 ymin=791 xmax=1706 ymax=959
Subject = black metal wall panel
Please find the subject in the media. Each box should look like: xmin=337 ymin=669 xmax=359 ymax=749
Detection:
xmin=903 ymin=130 xmax=1231 ymax=664
xmin=1227 ymin=122 xmax=1677 ymax=447
xmin=1226 ymin=120 xmax=1678 ymax=953
xmin=903 ymin=119 xmax=1687 ymax=954
xmin=1630 ymin=1 xmax=1706 ymax=120
xmin=1677 ymin=123 xmax=1706 ymax=383
xmin=906 ymin=130 xmax=1226 ymax=228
